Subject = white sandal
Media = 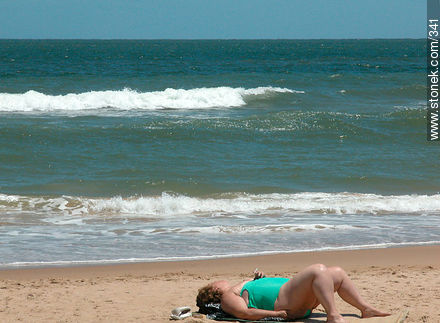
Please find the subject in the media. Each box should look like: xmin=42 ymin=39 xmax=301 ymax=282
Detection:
xmin=170 ymin=306 xmax=192 ymax=320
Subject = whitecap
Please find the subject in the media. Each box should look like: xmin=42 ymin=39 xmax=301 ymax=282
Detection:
xmin=0 ymin=86 xmax=301 ymax=112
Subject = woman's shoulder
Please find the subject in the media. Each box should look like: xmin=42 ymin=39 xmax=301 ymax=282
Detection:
xmin=230 ymin=280 xmax=252 ymax=295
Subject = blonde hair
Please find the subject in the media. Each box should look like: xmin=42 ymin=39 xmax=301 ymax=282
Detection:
xmin=196 ymin=284 xmax=222 ymax=308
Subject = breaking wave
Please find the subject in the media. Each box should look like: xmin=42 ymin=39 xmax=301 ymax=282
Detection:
xmin=0 ymin=86 xmax=300 ymax=112
xmin=1 ymin=192 xmax=439 ymax=217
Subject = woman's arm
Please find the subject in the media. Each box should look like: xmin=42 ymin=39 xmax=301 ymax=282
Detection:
xmin=221 ymin=291 xmax=287 ymax=321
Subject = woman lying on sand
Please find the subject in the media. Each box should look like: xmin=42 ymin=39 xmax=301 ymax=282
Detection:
xmin=197 ymin=264 xmax=390 ymax=323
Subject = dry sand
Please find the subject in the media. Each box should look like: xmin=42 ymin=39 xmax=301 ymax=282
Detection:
xmin=0 ymin=245 xmax=439 ymax=322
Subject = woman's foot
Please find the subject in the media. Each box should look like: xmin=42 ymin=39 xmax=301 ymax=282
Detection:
xmin=327 ymin=313 xmax=346 ymax=323
xmin=361 ymin=306 xmax=391 ymax=318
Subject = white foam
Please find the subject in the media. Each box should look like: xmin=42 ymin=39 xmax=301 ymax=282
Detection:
xmin=0 ymin=87 xmax=300 ymax=112
xmin=85 ymin=192 xmax=440 ymax=216
xmin=147 ymin=223 xmax=359 ymax=235
xmin=1 ymin=192 xmax=440 ymax=217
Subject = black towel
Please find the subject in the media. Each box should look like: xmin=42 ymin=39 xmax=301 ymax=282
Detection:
xmin=197 ymin=303 xmax=291 ymax=322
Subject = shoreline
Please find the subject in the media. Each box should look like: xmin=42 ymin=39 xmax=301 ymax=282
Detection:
xmin=1 ymin=245 xmax=439 ymax=322
xmin=0 ymin=244 xmax=438 ymax=278
xmin=2 ymin=241 xmax=439 ymax=272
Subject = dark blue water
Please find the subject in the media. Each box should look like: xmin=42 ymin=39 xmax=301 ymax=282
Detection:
xmin=0 ymin=39 xmax=439 ymax=267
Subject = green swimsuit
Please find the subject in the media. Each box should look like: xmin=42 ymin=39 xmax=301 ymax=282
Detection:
xmin=240 ymin=277 xmax=312 ymax=318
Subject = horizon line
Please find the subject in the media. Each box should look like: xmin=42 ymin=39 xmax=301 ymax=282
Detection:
xmin=0 ymin=37 xmax=425 ymax=41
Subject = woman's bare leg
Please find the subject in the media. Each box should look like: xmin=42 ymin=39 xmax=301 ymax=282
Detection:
xmin=327 ymin=266 xmax=390 ymax=318
xmin=310 ymin=265 xmax=346 ymax=323
xmin=275 ymin=264 xmax=346 ymax=323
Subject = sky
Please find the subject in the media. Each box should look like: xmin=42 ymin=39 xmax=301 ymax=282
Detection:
xmin=0 ymin=0 xmax=426 ymax=39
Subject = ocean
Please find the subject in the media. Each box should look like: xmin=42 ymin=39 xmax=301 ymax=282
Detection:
xmin=0 ymin=39 xmax=438 ymax=268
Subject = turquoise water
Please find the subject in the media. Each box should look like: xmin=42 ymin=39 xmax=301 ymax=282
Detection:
xmin=0 ymin=39 xmax=439 ymax=267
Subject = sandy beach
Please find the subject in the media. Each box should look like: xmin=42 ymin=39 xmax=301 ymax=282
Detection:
xmin=0 ymin=245 xmax=438 ymax=322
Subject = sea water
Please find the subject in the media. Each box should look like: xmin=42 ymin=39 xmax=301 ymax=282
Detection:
xmin=0 ymin=39 xmax=439 ymax=267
